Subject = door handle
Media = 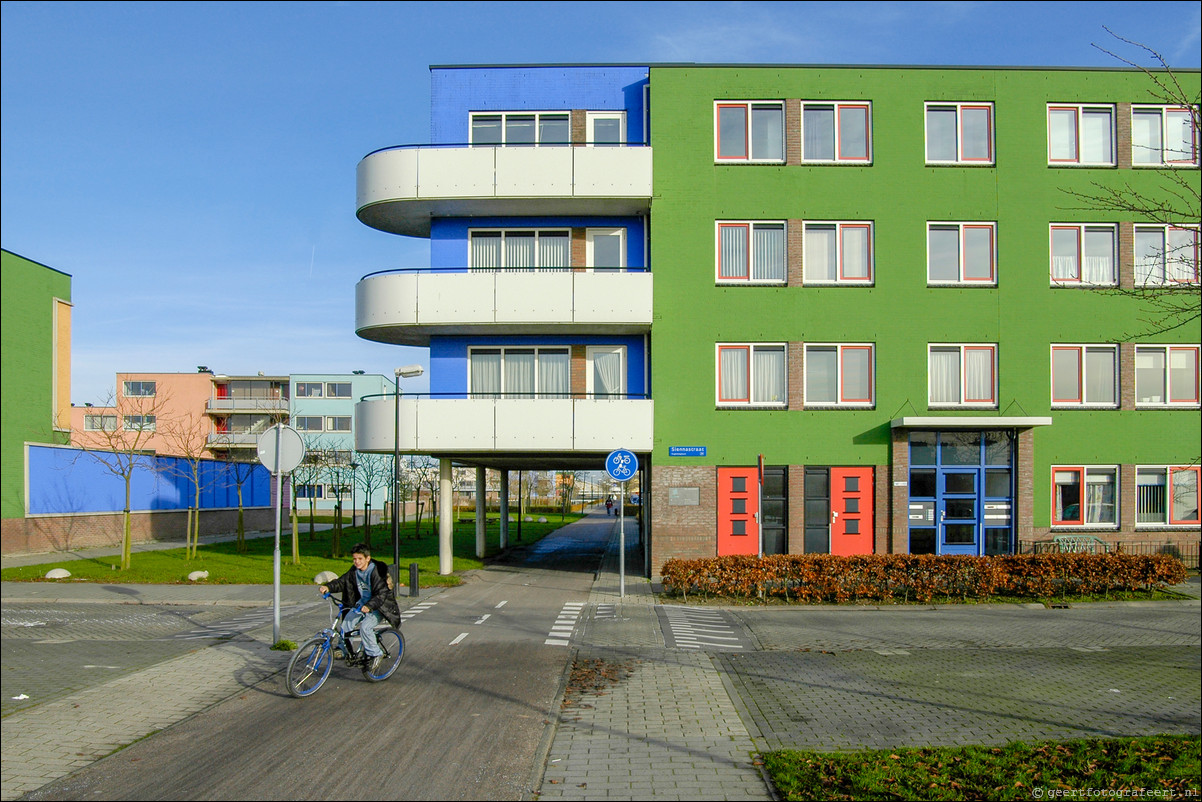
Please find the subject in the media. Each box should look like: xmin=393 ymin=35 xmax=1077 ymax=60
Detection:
xmin=831 ymin=511 xmax=839 ymax=524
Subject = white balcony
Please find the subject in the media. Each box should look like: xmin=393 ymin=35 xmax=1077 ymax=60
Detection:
xmin=205 ymin=398 xmax=290 ymax=414
xmin=356 ymin=269 xmax=652 ymax=345
xmin=356 ymin=145 xmax=653 ymax=237
xmin=206 ymin=433 xmax=261 ymax=448
xmin=354 ymin=396 xmax=653 ymax=462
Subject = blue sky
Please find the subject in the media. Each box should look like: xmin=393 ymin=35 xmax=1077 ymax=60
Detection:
xmin=3 ymin=1 xmax=1199 ymax=403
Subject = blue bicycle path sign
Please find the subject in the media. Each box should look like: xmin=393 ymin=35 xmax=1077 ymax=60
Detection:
xmin=605 ymin=449 xmax=638 ymax=482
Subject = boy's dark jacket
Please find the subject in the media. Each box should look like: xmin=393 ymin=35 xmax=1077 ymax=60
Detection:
xmin=324 ymin=557 xmax=401 ymax=628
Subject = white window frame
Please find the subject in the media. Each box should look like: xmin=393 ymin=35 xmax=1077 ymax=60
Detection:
xmin=1134 ymin=225 xmax=1200 ymax=286
xmin=586 ymin=111 xmax=626 ymax=146
xmin=799 ymin=101 xmax=872 ymax=163
xmin=295 ymin=484 xmax=325 ymax=500
xmin=716 ymin=343 xmax=788 ymax=407
xmin=802 ymin=221 xmax=874 ymax=285
xmin=1049 ymin=224 xmax=1118 ymax=286
xmin=122 ymin=414 xmax=156 ymax=432
xmin=468 ymin=346 xmax=573 ymax=399
xmin=1050 ymin=345 xmax=1118 ymax=407
xmin=295 ymin=382 xmax=324 ymax=398
xmin=586 ymin=345 xmax=628 ymax=398
xmin=325 ymin=416 xmax=352 ymax=432
xmin=715 ymin=221 xmax=787 ymax=283
xmin=1046 ymin=104 xmax=1116 ymax=166
xmin=295 ymin=416 xmax=324 ymax=432
xmin=1136 ymin=465 xmax=1201 ymax=528
xmin=1052 ymin=465 xmax=1119 ymax=529
xmin=714 ymin=101 xmax=785 ymax=163
xmin=1134 ymin=345 xmax=1201 ymax=407
xmin=586 ymin=227 xmax=627 ymax=272
xmin=927 ymin=222 xmax=997 ymax=285
xmin=924 ymin=102 xmax=995 ymax=165
xmin=83 ymin=414 xmax=117 ymax=432
xmin=928 ymin=344 xmax=998 ymax=408
xmin=468 ymin=228 xmax=572 ymax=271
xmin=803 ymin=343 xmax=875 ymax=408
xmin=122 ymin=380 xmax=156 ymax=398
xmin=469 ymin=111 xmax=571 ymax=147
xmin=1131 ymin=105 xmax=1200 ymax=167
xmin=325 ymin=382 xmax=352 ymax=398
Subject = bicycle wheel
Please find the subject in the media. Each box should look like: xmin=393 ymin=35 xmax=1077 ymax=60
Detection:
xmin=286 ymin=637 xmax=333 ymax=697
xmin=361 ymin=628 xmax=405 ymax=682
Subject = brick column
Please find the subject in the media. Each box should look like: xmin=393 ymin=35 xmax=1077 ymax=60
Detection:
xmin=1016 ymin=428 xmax=1036 ymax=544
xmin=571 ymin=345 xmax=587 ymax=399
xmin=1119 ymin=343 xmax=1136 ymax=410
xmin=571 ymin=110 xmax=587 ymax=146
xmin=1119 ymin=463 xmax=1137 ymax=534
xmin=788 ymin=466 xmax=805 ymax=553
xmin=1118 ymin=221 xmax=1135 ymax=290
xmin=873 ymin=464 xmax=890 ymax=554
xmin=571 ymin=228 xmax=587 ymax=271
xmin=1116 ymin=102 xmax=1132 ymax=170
xmin=787 ymin=219 xmax=805 ymax=287
xmin=650 ymin=465 xmax=718 ymax=574
xmin=890 ymin=427 xmax=909 ymax=553
xmin=788 ymin=341 xmax=805 ymax=411
xmin=785 ymin=99 xmax=801 ymax=166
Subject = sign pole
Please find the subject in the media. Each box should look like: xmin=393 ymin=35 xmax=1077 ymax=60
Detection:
xmin=605 ymin=448 xmax=637 ymax=600
xmin=257 ymin=424 xmax=305 ymax=646
xmin=619 ymin=482 xmax=625 ymax=598
xmin=272 ymin=425 xmax=283 ymax=643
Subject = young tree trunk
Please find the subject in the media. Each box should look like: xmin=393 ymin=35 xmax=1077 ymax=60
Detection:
xmin=291 ymin=506 xmax=300 ymax=565
xmin=236 ymin=484 xmax=246 ymax=553
xmin=122 ymin=476 xmax=133 ymax=570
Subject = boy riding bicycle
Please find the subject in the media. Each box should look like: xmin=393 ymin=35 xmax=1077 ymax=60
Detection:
xmin=318 ymin=543 xmax=401 ymax=673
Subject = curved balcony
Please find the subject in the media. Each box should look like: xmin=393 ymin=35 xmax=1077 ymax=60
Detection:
xmin=356 ymin=267 xmax=653 ymax=346
xmin=354 ymin=394 xmax=653 ymax=465
xmin=357 ymin=144 xmax=653 ymax=238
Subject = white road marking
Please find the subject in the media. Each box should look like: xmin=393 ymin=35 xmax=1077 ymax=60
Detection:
xmin=450 ymin=633 xmax=469 ymax=645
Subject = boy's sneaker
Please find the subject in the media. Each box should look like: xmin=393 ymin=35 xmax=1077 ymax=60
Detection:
xmin=367 ymin=655 xmax=383 ymax=674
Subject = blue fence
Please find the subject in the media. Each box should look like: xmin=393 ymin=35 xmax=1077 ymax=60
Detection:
xmin=27 ymin=445 xmax=271 ymax=515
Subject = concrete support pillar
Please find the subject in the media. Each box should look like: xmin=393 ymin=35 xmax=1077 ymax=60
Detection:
xmin=475 ymin=467 xmax=487 ymax=559
xmin=499 ymin=470 xmax=510 ymax=550
xmin=439 ymin=458 xmax=453 ymax=575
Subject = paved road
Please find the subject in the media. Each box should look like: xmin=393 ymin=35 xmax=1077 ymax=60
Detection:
xmin=2 ymin=513 xmax=1199 ymax=801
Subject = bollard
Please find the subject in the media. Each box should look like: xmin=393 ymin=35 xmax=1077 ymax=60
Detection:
xmin=408 ymin=562 xmax=420 ymax=598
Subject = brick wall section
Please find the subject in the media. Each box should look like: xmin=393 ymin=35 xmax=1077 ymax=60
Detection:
xmin=571 ymin=345 xmax=588 ymax=398
xmin=787 ymin=219 xmax=805 ymax=286
xmin=570 ymin=110 xmax=587 ymax=146
xmin=787 ymin=466 xmax=805 ymax=552
xmin=785 ymin=99 xmax=801 ymax=166
xmin=572 ymin=228 xmax=587 ymax=270
xmin=890 ymin=427 xmax=910 ymax=553
xmin=1119 ymin=463 xmax=1138 ymax=532
xmin=873 ymin=464 xmax=889 ymax=553
xmin=1120 ymin=342 xmax=1137 ymax=409
xmin=1118 ymin=221 xmax=1135 ymax=290
xmin=2 ymin=508 xmax=276 ymax=556
xmin=788 ymin=341 xmax=805 ymax=410
xmin=1116 ymin=102 xmax=1132 ymax=170
xmin=1016 ymin=428 xmax=1036 ymax=543
xmin=650 ymin=465 xmax=716 ymax=576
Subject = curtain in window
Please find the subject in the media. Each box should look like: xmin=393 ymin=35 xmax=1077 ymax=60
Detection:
xmin=1165 ymin=109 xmax=1194 ymax=162
xmin=1169 ymin=348 xmax=1199 ymax=403
xmin=751 ymin=105 xmax=783 ymax=160
xmin=1135 ymin=349 xmax=1166 ymax=403
xmin=1132 ymin=111 xmax=1162 ymax=164
xmin=539 ymin=350 xmax=570 ymax=397
xmin=1054 ymin=471 xmax=1080 ymax=522
xmin=505 ymin=233 xmax=536 ymax=271
xmin=1172 ymin=469 xmax=1199 ymax=523
xmin=752 ymin=225 xmax=785 ymax=281
xmin=1085 ymin=348 xmax=1116 ymax=404
xmin=720 ymin=348 xmax=749 ymax=401
xmin=842 ymin=348 xmax=871 ymax=402
xmin=803 ymin=106 xmax=835 ymax=160
xmin=1081 ymin=110 xmax=1112 ymax=162
xmin=592 ymin=350 xmax=622 ymax=398
xmin=753 ymin=347 xmax=785 ymax=403
xmin=1051 ymin=227 xmax=1079 ymax=280
xmin=1134 ymin=229 xmax=1164 ymax=284
xmin=471 ymin=234 xmax=502 ymax=271
xmin=964 ymin=348 xmax=993 ymax=402
xmin=505 ymin=350 xmax=535 ymax=398
xmin=539 ymin=233 xmax=570 ymax=271
xmin=1085 ymin=473 xmax=1116 ymax=524
xmin=1048 ymin=108 xmax=1077 ymax=160
xmin=1052 ymin=348 xmax=1081 ymax=400
xmin=805 ymin=225 xmax=837 ymax=281
xmin=841 ymin=226 xmax=869 ymax=279
xmin=470 ymin=350 xmax=501 ymax=398
xmin=720 ymin=225 xmax=748 ymax=279
xmin=806 ymin=347 xmax=837 ymax=403
xmin=1137 ymin=469 xmax=1167 ymax=523
xmin=1167 ymin=228 xmax=1199 ymax=283
xmin=929 ymin=348 xmax=960 ymax=403
xmin=1083 ymin=228 xmax=1115 ymax=283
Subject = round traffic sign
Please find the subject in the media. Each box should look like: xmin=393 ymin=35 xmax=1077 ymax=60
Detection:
xmin=257 ymin=424 xmax=306 ymax=474
xmin=605 ymin=449 xmax=637 ymax=482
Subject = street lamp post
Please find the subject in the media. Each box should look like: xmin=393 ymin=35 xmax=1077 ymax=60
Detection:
xmin=392 ymin=365 xmax=424 ymax=587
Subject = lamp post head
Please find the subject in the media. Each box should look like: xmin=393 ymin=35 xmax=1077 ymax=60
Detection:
xmin=395 ymin=365 xmax=424 ymax=379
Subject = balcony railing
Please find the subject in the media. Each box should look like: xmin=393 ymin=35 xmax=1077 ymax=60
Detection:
xmin=356 ymin=142 xmax=653 ymax=237
xmin=205 ymin=398 xmax=290 ymax=413
xmin=354 ymin=393 xmax=653 ymax=454
xmin=356 ymin=266 xmax=652 ymax=345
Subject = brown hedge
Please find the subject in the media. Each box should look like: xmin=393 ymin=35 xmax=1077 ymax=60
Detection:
xmin=659 ymin=553 xmax=1188 ymax=604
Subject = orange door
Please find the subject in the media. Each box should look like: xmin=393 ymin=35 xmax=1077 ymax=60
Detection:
xmin=717 ymin=467 xmax=759 ymax=556
xmin=830 ymin=467 xmax=874 ymax=555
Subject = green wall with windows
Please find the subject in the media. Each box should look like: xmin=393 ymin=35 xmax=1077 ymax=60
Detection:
xmin=647 ymin=65 xmax=1200 ymax=527
xmin=1 ymin=249 xmax=73 ymax=521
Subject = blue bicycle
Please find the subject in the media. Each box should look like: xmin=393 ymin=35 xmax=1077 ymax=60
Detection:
xmin=285 ymin=592 xmax=405 ymax=697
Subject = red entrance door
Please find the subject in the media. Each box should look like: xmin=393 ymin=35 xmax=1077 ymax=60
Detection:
xmin=830 ymin=467 xmax=874 ymax=555
xmin=717 ymin=467 xmax=759 ymax=556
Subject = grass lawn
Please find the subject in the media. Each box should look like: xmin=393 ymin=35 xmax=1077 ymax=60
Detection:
xmin=0 ymin=514 xmax=582 ymax=587
xmin=763 ymin=735 xmax=1200 ymax=801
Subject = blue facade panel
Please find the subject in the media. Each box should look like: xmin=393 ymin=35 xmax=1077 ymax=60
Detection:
xmin=430 ymin=66 xmax=649 ymax=145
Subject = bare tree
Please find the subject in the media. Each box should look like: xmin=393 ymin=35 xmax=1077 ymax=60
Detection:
xmin=354 ymin=451 xmax=391 ymax=548
xmin=156 ymin=409 xmax=215 ymax=560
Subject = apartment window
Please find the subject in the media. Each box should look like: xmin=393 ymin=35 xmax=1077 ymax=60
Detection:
xmin=325 ymin=416 xmax=351 ymax=432
xmin=1132 ymin=106 xmax=1199 ymax=166
xmin=801 ymin=102 xmax=871 ymax=162
xmin=122 ymin=380 xmax=156 ymax=397
xmin=1051 ymin=345 xmax=1117 ymax=406
xmin=717 ymin=344 xmax=786 ymax=406
xmin=716 ymin=222 xmax=786 ymax=282
xmin=325 ymin=382 xmax=352 ymax=398
xmin=1050 ymin=225 xmax=1117 ymax=285
xmin=587 ymin=111 xmax=626 ymax=146
xmin=929 ymin=345 xmax=997 ymax=407
xmin=1047 ymin=105 xmax=1115 ymax=165
xmin=469 ymin=229 xmax=570 ymax=271
xmin=123 ymin=415 xmax=156 ymax=431
xmin=1134 ymin=346 xmax=1200 ymax=407
xmin=803 ymin=222 xmax=873 ymax=284
xmin=469 ymin=347 xmax=571 ymax=398
xmin=1137 ymin=466 xmax=1200 ymax=526
xmin=928 ymin=223 xmax=996 ymax=284
xmin=295 ymin=485 xmax=324 ymax=499
xmin=586 ymin=228 xmax=626 ymax=272
xmin=1135 ymin=225 xmax=1200 ymax=285
xmin=805 ymin=344 xmax=874 ymax=406
xmin=715 ymin=101 xmax=784 ymax=162
xmin=1052 ymin=466 xmax=1118 ymax=527
xmin=83 ymin=414 xmax=117 ymax=431
xmin=586 ymin=345 xmax=627 ymax=399
xmin=295 ymin=416 xmax=324 ymax=432
xmin=470 ymin=111 xmax=570 ymax=146
xmin=925 ymin=103 xmax=994 ymax=164
xmin=295 ymin=382 xmax=323 ymax=398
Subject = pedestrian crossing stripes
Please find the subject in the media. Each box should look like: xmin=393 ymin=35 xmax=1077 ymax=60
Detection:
xmin=593 ymin=604 xmax=617 ymax=620
xmin=545 ymin=601 xmax=585 ymax=646
xmin=659 ymin=607 xmax=749 ymax=651
xmin=163 ymin=609 xmax=276 ymax=641
xmin=399 ymin=601 xmax=437 ymax=621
